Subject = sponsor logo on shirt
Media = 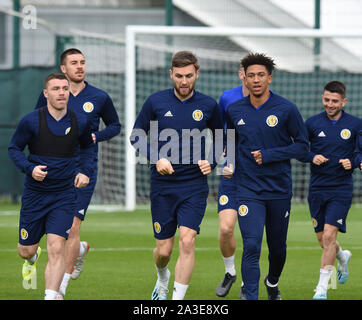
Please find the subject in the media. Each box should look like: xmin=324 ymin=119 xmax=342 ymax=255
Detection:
xmin=318 ymin=131 xmax=326 ymax=137
xmin=164 ymin=111 xmax=173 ymax=117
xmin=237 ymin=118 xmax=245 ymax=125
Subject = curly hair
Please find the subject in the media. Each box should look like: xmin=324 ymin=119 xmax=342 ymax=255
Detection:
xmin=241 ymin=53 xmax=276 ymax=75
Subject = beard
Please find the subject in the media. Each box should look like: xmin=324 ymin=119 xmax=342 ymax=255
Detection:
xmin=68 ymin=72 xmax=85 ymax=83
xmin=175 ymin=83 xmax=195 ymax=99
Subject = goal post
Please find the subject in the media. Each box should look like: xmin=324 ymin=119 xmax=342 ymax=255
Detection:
xmin=125 ymin=25 xmax=362 ymax=211
xmin=2 ymin=7 xmax=362 ymax=209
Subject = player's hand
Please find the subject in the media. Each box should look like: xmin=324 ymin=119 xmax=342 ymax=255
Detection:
xmin=198 ymin=160 xmax=211 ymax=175
xmin=251 ymin=150 xmax=262 ymax=165
xmin=92 ymin=133 xmax=97 ymax=144
xmin=74 ymin=173 xmax=90 ymax=188
xmin=222 ymin=164 xmax=234 ymax=178
xmin=339 ymin=159 xmax=352 ymax=170
xmin=312 ymin=154 xmax=329 ymax=166
xmin=32 ymin=165 xmax=48 ymax=182
xmin=156 ymin=158 xmax=174 ymax=175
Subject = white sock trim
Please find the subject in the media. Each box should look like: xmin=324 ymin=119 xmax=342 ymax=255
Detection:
xmin=222 ymin=255 xmax=236 ymax=276
xmin=172 ymin=281 xmax=189 ymax=300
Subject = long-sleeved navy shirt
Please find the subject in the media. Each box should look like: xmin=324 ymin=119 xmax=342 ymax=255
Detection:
xmin=36 ymin=81 xmax=121 ymax=162
xmin=130 ymin=89 xmax=224 ymax=186
xmin=8 ymin=107 xmax=95 ymax=192
xmin=355 ymin=129 xmax=362 ymax=168
xmin=299 ymin=111 xmax=362 ymax=192
xmin=226 ymin=91 xmax=309 ymax=200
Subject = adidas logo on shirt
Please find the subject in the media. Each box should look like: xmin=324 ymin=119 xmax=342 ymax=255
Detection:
xmin=164 ymin=111 xmax=173 ymax=117
xmin=337 ymin=219 xmax=343 ymax=225
xmin=237 ymin=118 xmax=245 ymax=125
xmin=318 ymin=131 xmax=326 ymax=137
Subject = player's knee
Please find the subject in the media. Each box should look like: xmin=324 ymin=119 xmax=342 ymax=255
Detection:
xmin=157 ymin=246 xmax=173 ymax=259
xmin=243 ymin=238 xmax=261 ymax=256
xmin=67 ymin=218 xmax=82 ymax=240
xmin=219 ymin=223 xmax=234 ymax=239
xmin=179 ymin=235 xmax=195 ymax=255
xmin=155 ymin=240 xmax=173 ymax=259
xmin=17 ymin=244 xmax=37 ymax=259
xmin=269 ymin=246 xmax=286 ymax=260
xmin=322 ymin=232 xmax=336 ymax=248
xmin=47 ymin=240 xmax=65 ymax=259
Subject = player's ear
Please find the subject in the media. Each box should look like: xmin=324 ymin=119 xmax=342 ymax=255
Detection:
xmin=43 ymin=88 xmax=48 ymax=99
xmin=196 ymin=69 xmax=200 ymax=78
xmin=60 ymin=64 xmax=66 ymax=74
xmin=169 ymin=68 xmax=173 ymax=79
xmin=342 ymin=97 xmax=348 ymax=107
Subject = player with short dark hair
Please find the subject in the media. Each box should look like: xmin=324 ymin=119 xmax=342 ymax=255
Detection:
xmin=216 ymin=63 xmax=248 ymax=298
xmin=225 ymin=52 xmax=309 ymax=300
xmin=35 ymin=48 xmax=121 ymax=297
xmin=298 ymin=80 xmax=362 ymax=299
xmin=130 ymin=50 xmax=223 ymax=300
xmin=9 ymin=73 xmax=95 ymax=300
xmin=355 ymin=130 xmax=362 ymax=170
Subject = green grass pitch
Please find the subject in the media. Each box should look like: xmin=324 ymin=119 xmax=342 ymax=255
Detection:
xmin=1 ymin=203 xmax=361 ymax=300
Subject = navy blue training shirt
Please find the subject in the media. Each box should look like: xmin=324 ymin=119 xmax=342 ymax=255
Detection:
xmin=226 ymin=91 xmax=309 ymax=200
xmin=300 ymin=111 xmax=362 ymax=192
xmin=130 ymin=88 xmax=224 ymax=186
xmin=36 ymin=81 xmax=121 ymax=160
xmin=8 ymin=107 xmax=95 ymax=192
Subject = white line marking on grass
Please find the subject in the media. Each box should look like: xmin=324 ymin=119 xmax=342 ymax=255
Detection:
xmin=0 ymin=211 xmax=18 ymax=216
xmin=2 ymin=246 xmax=362 ymax=253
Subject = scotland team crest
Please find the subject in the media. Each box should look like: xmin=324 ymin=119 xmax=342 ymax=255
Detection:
xmin=219 ymin=195 xmax=229 ymax=206
xmin=20 ymin=228 xmax=28 ymax=240
xmin=154 ymin=222 xmax=161 ymax=234
xmin=340 ymin=129 xmax=351 ymax=140
xmin=238 ymin=205 xmax=249 ymax=216
xmin=266 ymin=115 xmax=278 ymax=127
xmin=83 ymin=102 xmax=94 ymax=113
xmin=192 ymin=109 xmax=203 ymax=121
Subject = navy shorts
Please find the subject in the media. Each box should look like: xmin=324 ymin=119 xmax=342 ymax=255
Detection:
xmin=308 ymin=191 xmax=352 ymax=233
xmin=217 ymin=176 xmax=238 ymax=213
xmin=150 ymin=183 xmax=209 ymax=240
xmin=74 ymin=167 xmax=97 ymax=220
xmin=19 ymin=188 xmax=76 ymax=245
